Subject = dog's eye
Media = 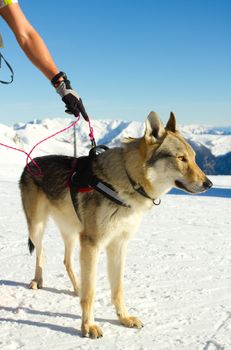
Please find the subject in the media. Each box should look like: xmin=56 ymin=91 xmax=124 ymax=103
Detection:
xmin=177 ymin=155 xmax=187 ymax=162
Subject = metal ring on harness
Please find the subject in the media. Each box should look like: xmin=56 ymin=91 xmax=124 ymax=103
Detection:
xmin=89 ymin=145 xmax=109 ymax=157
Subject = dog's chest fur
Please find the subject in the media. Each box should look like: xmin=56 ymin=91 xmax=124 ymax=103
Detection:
xmin=76 ymin=191 xmax=144 ymax=247
xmin=99 ymin=205 xmax=143 ymax=246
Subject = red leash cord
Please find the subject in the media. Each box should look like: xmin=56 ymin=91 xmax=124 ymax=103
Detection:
xmin=0 ymin=115 xmax=96 ymax=177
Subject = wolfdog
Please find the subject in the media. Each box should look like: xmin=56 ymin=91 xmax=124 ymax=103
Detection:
xmin=19 ymin=112 xmax=212 ymax=338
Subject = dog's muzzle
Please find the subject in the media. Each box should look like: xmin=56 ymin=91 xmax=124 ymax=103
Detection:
xmin=175 ymin=177 xmax=213 ymax=194
xmin=202 ymin=178 xmax=213 ymax=190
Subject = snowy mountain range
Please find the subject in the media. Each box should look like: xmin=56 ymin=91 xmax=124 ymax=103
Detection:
xmin=0 ymin=117 xmax=231 ymax=174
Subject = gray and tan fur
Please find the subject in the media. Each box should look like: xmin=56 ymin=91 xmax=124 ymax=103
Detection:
xmin=19 ymin=112 xmax=212 ymax=338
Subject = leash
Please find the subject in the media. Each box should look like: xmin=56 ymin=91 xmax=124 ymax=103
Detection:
xmin=0 ymin=116 xmax=96 ymax=176
xmin=0 ymin=53 xmax=14 ymax=84
xmin=88 ymin=117 xmax=96 ymax=148
xmin=1 ymin=115 xmax=161 ymax=207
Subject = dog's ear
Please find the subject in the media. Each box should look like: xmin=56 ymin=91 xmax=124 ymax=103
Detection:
xmin=165 ymin=112 xmax=176 ymax=132
xmin=145 ymin=111 xmax=165 ymax=144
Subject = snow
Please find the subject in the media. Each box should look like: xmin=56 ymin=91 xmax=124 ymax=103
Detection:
xmin=0 ymin=118 xmax=231 ymax=348
xmin=184 ymin=133 xmax=231 ymax=157
xmin=209 ymin=176 xmax=231 ymax=189
xmin=0 ymin=117 xmax=231 ymax=158
xmin=0 ymin=158 xmax=231 ymax=349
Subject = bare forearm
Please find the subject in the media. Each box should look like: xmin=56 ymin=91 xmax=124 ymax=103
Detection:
xmin=0 ymin=3 xmax=89 ymax=120
xmin=0 ymin=3 xmax=58 ymax=80
xmin=16 ymin=27 xmax=59 ymax=80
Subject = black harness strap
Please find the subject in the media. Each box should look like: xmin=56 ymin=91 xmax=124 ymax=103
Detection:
xmin=0 ymin=53 xmax=14 ymax=84
xmin=70 ymin=177 xmax=79 ymax=217
xmin=69 ymin=159 xmax=81 ymax=218
xmin=69 ymin=147 xmax=130 ymax=217
xmin=69 ymin=156 xmax=94 ymax=218
xmin=91 ymin=178 xmax=130 ymax=208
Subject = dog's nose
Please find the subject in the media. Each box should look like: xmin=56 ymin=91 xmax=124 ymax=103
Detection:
xmin=203 ymin=178 xmax=213 ymax=190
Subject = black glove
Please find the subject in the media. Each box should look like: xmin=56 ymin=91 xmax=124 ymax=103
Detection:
xmin=51 ymin=72 xmax=89 ymax=121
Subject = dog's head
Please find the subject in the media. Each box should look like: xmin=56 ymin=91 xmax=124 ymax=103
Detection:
xmin=126 ymin=111 xmax=213 ymax=196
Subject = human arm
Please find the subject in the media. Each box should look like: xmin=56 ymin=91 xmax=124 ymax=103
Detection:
xmin=0 ymin=3 xmax=89 ymax=120
xmin=0 ymin=3 xmax=59 ymax=79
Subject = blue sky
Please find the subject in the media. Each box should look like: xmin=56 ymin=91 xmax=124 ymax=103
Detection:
xmin=0 ymin=0 xmax=230 ymax=126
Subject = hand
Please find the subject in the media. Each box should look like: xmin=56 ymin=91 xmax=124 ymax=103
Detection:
xmin=52 ymin=73 xmax=89 ymax=121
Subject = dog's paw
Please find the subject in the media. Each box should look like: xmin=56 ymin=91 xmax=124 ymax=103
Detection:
xmin=28 ymin=279 xmax=43 ymax=290
xmin=120 ymin=316 xmax=143 ymax=329
xmin=81 ymin=323 xmax=103 ymax=339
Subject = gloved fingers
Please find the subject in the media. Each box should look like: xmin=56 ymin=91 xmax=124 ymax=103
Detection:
xmin=78 ymin=98 xmax=89 ymax=121
xmin=62 ymin=94 xmax=79 ymax=115
xmin=53 ymin=72 xmax=90 ymax=121
xmin=65 ymin=108 xmax=77 ymax=116
xmin=65 ymin=108 xmax=72 ymax=114
xmin=63 ymin=98 xmax=89 ymax=121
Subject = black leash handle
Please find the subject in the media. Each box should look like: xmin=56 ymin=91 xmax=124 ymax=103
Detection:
xmin=0 ymin=52 xmax=14 ymax=84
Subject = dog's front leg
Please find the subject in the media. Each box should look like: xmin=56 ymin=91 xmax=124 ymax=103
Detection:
xmin=107 ymin=237 xmax=143 ymax=329
xmin=80 ymin=233 xmax=102 ymax=339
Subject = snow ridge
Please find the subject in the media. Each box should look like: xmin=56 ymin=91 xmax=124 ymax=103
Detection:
xmin=0 ymin=118 xmax=231 ymax=173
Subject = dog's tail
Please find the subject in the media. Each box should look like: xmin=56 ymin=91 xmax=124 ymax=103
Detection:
xmin=28 ymin=238 xmax=35 ymax=254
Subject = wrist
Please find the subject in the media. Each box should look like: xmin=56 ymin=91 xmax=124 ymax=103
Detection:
xmin=51 ymin=71 xmax=66 ymax=88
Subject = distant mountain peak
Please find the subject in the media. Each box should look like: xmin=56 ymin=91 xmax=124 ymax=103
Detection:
xmin=0 ymin=118 xmax=231 ymax=174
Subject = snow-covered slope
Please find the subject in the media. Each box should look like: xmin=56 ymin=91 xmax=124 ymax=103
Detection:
xmin=12 ymin=118 xmax=231 ymax=157
xmin=11 ymin=118 xmax=146 ymax=156
xmin=0 ymin=118 xmax=231 ymax=173
xmin=0 ymin=164 xmax=231 ymax=350
xmin=180 ymin=124 xmax=231 ymax=157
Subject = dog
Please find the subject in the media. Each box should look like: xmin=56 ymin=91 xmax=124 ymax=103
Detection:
xmin=19 ymin=111 xmax=212 ymax=338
